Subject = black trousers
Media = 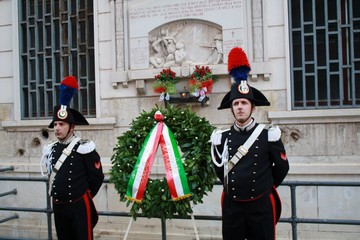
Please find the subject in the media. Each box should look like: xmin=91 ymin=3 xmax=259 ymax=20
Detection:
xmin=53 ymin=191 xmax=97 ymax=240
xmin=222 ymin=191 xmax=277 ymax=240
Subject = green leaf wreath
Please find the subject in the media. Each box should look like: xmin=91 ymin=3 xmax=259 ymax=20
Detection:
xmin=109 ymin=105 xmax=216 ymax=220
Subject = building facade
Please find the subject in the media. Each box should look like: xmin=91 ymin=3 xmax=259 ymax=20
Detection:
xmin=0 ymin=0 xmax=359 ymax=239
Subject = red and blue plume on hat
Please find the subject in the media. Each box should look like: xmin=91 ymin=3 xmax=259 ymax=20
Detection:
xmin=59 ymin=76 xmax=78 ymax=107
xmin=227 ymin=47 xmax=251 ymax=83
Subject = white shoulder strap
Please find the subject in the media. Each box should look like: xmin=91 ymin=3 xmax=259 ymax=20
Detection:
xmin=48 ymin=137 xmax=80 ymax=195
xmin=228 ymin=124 xmax=265 ymax=171
xmin=52 ymin=137 xmax=80 ymax=173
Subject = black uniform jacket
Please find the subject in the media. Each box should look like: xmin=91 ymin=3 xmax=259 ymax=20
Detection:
xmin=48 ymin=139 xmax=104 ymax=203
xmin=213 ymin=123 xmax=289 ymax=201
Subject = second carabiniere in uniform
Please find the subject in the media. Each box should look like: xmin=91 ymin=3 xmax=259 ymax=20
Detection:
xmin=210 ymin=47 xmax=290 ymax=240
xmin=41 ymin=76 xmax=104 ymax=240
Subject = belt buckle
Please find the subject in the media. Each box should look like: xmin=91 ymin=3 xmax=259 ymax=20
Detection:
xmin=62 ymin=148 xmax=71 ymax=156
xmin=238 ymin=145 xmax=248 ymax=156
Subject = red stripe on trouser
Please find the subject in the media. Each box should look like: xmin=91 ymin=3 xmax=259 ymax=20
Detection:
xmin=83 ymin=192 xmax=93 ymax=240
xmin=269 ymin=192 xmax=276 ymax=240
xmin=221 ymin=191 xmax=224 ymax=207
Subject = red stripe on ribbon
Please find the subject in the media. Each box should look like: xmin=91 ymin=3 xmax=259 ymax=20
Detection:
xmin=135 ymin=122 xmax=164 ymax=200
xmin=159 ymin=134 xmax=178 ymax=199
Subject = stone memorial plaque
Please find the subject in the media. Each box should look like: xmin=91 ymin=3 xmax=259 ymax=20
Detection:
xmin=128 ymin=0 xmax=244 ymax=69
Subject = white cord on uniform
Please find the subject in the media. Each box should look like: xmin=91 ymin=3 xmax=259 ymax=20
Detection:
xmin=211 ymin=138 xmax=228 ymax=167
xmin=40 ymin=154 xmax=51 ymax=176
xmin=40 ymin=144 xmax=54 ymax=176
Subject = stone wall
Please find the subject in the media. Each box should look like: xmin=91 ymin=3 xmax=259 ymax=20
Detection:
xmin=0 ymin=0 xmax=359 ymax=239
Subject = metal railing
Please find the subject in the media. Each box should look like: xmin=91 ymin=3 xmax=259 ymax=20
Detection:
xmin=0 ymin=171 xmax=53 ymax=240
xmin=1 ymin=166 xmax=360 ymax=240
xmin=279 ymin=181 xmax=360 ymax=240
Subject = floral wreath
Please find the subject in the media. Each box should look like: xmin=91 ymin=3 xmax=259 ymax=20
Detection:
xmin=189 ymin=65 xmax=218 ymax=101
xmin=153 ymin=68 xmax=179 ymax=101
xmin=110 ymin=105 xmax=216 ymax=220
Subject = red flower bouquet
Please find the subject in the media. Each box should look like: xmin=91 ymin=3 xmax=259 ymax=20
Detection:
xmin=153 ymin=68 xmax=179 ymax=101
xmin=189 ymin=65 xmax=217 ymax=101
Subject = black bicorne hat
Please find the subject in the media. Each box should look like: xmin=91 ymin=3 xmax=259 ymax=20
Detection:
xmin=218 ymin=47 xmax=270 ymax=110
xmin=48 ymin=76 xmax=89 ymax=128
xmin=217 ymin=82 xmax=270 ymax=109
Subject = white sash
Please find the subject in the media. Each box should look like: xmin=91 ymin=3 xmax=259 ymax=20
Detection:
xmin=224 ymin=124 xmax=265 ymax=191
xmin=228 ymin=124 xmax=265 ymax=171
xmin=48 ymin=137 xmax=80 ymax=195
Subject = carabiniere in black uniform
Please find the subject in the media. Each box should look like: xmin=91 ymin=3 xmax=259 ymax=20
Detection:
xmin=41 ymin=75 xmax=104 ymax=240
xmin=214 ymin=120 xmax=289 ymax=200
xmin=44 ymin=136 xmax=104 ymax=240
xmin=49 ymin=138 xmax=103 ymax=204
xmin=211 ymin=47 xmax=290 ymax=240
xmin=212 ymin=119 xmax=289 ymax=240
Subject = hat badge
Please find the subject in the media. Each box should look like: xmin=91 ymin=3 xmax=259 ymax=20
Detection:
xmin=57 ymin=105 xmax=68 ymax=120
xmin=238 ymin=80 xmax=250 ymax=94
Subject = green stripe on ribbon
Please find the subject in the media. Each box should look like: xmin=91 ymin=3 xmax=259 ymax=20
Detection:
xmin=125 ymin=112 xmax=191 ymax=203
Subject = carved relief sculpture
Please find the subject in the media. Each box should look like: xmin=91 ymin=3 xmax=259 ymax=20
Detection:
xmin=149 ymin=20 xmax=223 ymax=69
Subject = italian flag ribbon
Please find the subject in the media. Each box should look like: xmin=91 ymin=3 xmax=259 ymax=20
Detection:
xmin=126 ymin=111 xmax=191 ymax=203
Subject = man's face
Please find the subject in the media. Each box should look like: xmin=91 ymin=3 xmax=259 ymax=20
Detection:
xmin=231 ymin=98 xmax=254 ymax=125
xmin=53 ymin=121 xmax=73 ymax=141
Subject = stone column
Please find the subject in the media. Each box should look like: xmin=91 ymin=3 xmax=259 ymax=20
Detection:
xmin=252 ymin=0 xmax=264 ymax=62
xmin=115 ymin=0 xmax=125 ymax=70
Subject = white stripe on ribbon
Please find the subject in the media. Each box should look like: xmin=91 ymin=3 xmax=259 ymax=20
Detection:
xmin=130 ymin=124 xmax=160 ymax=199
xmin=162 ymin=124 xmax=185 ymax=197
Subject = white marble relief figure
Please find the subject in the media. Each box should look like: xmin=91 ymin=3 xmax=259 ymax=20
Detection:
xmin=214 ymin=33 xmax=223 ymax=64
xmin=149 ymin=28 xmax=177 ymax=68
xmin=206 ymin=33 xmax=223 ymax=64
xmin=149 ymin=35 xmax=165 ymax=68
xmin=174 ymin=42 xmax=187 ymax=65
xmin=162 ymin=27 xmax=185 ymax=67
xmin=149 ymin=22 xmax=222 ymax=68
xmin=163 ymin=37 xmax=176 ymax=67
xmin=163 ymin=37 xmax=176 ymax=57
